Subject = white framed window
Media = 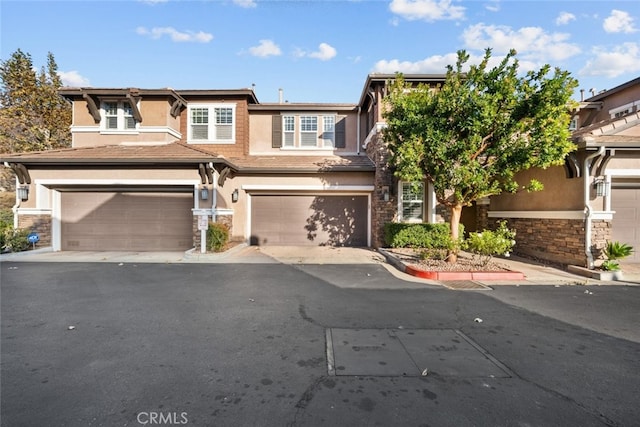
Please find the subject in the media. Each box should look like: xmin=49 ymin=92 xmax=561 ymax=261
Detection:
xmin=300 ymin=115 xmax=318 ymax=147
xmin=400 ymin=181 xmax=424 ymax=222
xmin=283 ymin=115 xmax=295 ymax=147
xmin=101 ymin=100 xmax=137 ymax=132
xmin=322 ymin=115 xmax=335 ymax=147
xmin=188 ymin=103 xmax=236 ymax=143
xmin=569 ymin=117 xmax=578 ymax=131
xmin=276 ymin=114 xmax=342 ymax=149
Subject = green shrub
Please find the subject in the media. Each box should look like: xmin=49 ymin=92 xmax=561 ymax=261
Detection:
xmin=3 ymin=228 xmax=30 ymax=252
xmin=601 ymin=241 xmax=634 ymax=271
xmin=1 ymin=209 xmax=15 ymax=251
xmin=463 ymin=221 xmax=516 ymax=266
xmin=207 ymin=222 xmax=230 ymax=253
xmin=384 ymin=222 xmax=463 ymax=251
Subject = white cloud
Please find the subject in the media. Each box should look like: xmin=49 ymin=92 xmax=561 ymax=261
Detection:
xmin=461 ymin=23 xmax=581 ymax=62
xmin=484 ymin=0 xmax=500 ymax=13
xmin=556 ymin=12 xmax=576 ymax=26
xmin=138 ymin=0 xmax=168 ymax=4
xmin=389 ymin=0 xmax=465 ymax=22
xmin=603 ymin=9 xmax=637 ymax=33
xmin=580 ymin=42 xmax=640 ymax=77
xmin=59 ymin=70 xmax=90 ymax=87
xmin=296 ymin=43 xmax=337 ymax=61
xmin=248 ymin=39 xmax=281 ymax=58
xmin=372 ymin=52 xmax=461 ymax=74
xmin=136 ymin=26 xmax=213 ymax=43
xmin=233 ymin=0 xmax=257 ymax=8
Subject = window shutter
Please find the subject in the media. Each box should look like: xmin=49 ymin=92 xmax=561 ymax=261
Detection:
xmin=272 ymin=115 xmax=282 ymax=148
xmin=335 ymin=116 xmax=346 ymax=148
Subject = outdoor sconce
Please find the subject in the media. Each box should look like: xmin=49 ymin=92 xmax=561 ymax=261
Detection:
xmin=200 ymin=187 xmax=209 ymax=200
xmin=232 ymin=189 xmax=239 ymax=203
xmin=381 ymin=186 xmax=390 ymax=202
xmin=17 ymin=185 xmax=29 ymax=202
xmin=594 ymin=179 xmax=609 ymax=197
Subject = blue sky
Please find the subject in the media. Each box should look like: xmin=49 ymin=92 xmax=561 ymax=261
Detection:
xmin=1 ymin=0 xmax=639 ymax=103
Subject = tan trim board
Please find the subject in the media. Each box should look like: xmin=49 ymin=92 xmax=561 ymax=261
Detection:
xmin=488 ymin=210 xmax=614 ymax=220
xmin=242 ymin=184 xmax=374 ymax=191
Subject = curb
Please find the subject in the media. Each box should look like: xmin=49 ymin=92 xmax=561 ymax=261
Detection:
xmin=378 ymin=248 xmax=525 ymax=282
xmin=183 ymin=242 xmax=249 ymax=260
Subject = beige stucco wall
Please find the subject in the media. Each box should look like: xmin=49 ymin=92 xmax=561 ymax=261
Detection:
xmin=249 ymin=111 xmax=360 ymax=154
xmin=71 ymin=98 xmax=181 ymax=147
xmin=607 ymin=157 xmax=640 ymax=170
xmin=489 ymin=166 xmax=584 ymax=211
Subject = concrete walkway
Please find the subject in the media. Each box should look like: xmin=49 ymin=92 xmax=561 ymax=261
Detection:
xmin=2 ymin=244 xmax=639 ymax=286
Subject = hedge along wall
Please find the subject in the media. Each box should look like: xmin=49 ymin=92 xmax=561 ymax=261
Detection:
xmin=489 ymin=217 xmax=611 ymax=267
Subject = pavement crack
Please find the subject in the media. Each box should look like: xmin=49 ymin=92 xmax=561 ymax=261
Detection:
xmin=298 ymin=303 xmax=323 ymax=327
xmin=508 ymin=369 xmax=621 ymax=427
xmin=287 ymin=376 xmax=326 ymax=427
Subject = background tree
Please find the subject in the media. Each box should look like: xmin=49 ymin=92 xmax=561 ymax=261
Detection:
xmin=0 ymin=49 xmax=71 ymax=195
xmin=383 ymin=48 xmax=578 ymax=262
xmin=0 ymin=49 xmax=71 ymax=155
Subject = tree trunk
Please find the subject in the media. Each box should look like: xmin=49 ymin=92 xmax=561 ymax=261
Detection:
xmin=448 ymin=204 xmax=463 ymax=263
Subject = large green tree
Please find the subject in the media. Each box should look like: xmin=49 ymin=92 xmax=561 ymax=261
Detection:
xmin=0 ymin=49 xmax=71 ymax=154
xmin=383 ymin=48 xmax=578 ymax=262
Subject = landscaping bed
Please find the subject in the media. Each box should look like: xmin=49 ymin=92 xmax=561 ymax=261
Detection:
xmin=383 ymin=248 xmax=525 ymax=281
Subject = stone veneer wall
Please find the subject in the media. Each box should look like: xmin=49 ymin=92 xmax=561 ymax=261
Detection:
xmin=489 ymin=217 xmax=611 ymax=267
xmin=17 ymin=214 xmax=52 ymax=248
xmin=192 ymin=214 xmax=234 ymax=251
xmin=365 ymin=133 xmax=397 ymax=248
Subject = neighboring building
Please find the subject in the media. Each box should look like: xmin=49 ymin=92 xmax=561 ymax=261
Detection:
xmin=1 ymin=85 xmax=375 ymax=251
xmin=2 ymin=75 xmax=639 ymax=267
xmin=488 ymin=77 xmax=640 ymax=265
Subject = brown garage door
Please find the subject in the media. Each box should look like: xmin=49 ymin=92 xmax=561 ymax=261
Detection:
xmin=611 ymin=187 xmax=640 ymax=263
xmin=251 ymin=195 xmax=368 ymax=246
xmin=61 ymin=192 xmax=194 ymax=251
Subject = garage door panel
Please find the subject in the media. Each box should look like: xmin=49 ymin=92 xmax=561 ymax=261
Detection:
xmin=251 ymin=195 xmax=367 ymax=247
xmin=62 ymin=192 xmax=193 ymax=251
xmin=611 ymin=188 xmax=640 ymax=263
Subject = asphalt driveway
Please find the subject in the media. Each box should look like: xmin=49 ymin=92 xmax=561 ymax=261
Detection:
xmin=1 ymin=261 xmax=639 ymax=426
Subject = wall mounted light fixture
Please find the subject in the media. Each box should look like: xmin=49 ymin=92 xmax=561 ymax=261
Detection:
xmin=17 ymin=185 xmax=29 ymax=202
xmin=594 ymin=178 xmax=609 ymax=197
xmin=232 ymin=189 xmax=239 ymax=203
xmin=381 ymin=186 xmax=390 ymax=202
xmin=200 ymin=187 xmax=209 ymax=200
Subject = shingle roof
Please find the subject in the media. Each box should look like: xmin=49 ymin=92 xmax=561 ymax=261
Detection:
xmin=0 ymin=143 xmax=374 ymax=172
xmin=0 ymin=142 xmax=222 ymax=164
xmin=228 ymin=155 xmax=375 ymax=172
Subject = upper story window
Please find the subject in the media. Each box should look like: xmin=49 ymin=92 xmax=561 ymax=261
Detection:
xmin=323 ymin=115 xmax=335 ymax=147
xmin=272 ymin=114 xmax=345 ymax=149
xmin=300 ymin=116 xmax=318 ymax=147
xmin=569 ymin=117 xmax=578 ymax=131
xmin=102 ymin=100 xmax=137 ymax=132
xmin=400 ymin=181 xmax=424 ymax=223
xmin=188 ymin=103 xmax=236 ymax=144
xmin=283 ymin=115 xmax=295 ymax=147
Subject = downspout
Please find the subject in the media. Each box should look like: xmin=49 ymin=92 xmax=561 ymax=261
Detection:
xmin=3 ymin=163 xmax=21 ymax=229
xmin=209 ymin=162 xmax=217 ymax=222
xmin=583 ymin=146 xmax=605 ymax=269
